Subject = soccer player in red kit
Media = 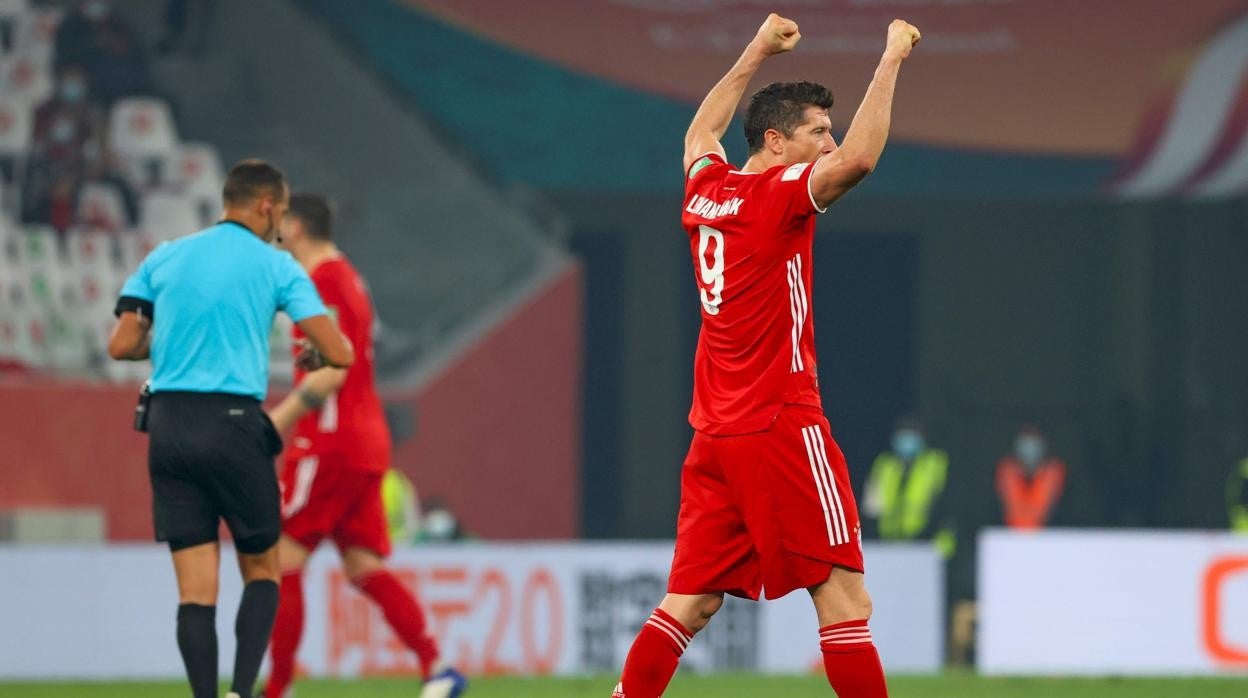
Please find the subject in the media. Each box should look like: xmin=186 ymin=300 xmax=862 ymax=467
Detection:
xmin=612 ymin=14 xmax=920 ymax=698
xmin=264 ymin=194 xmax=467 ymax=698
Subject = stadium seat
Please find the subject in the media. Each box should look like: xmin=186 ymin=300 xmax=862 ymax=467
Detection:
xmin=0 ymin=0 xmax=30 ymax=56
xmin=0 ymin=97 xmax=31 ymax=174
xmin=44 ymin=308 xmax=87 ymax=370
xmin=116 ymin=229 xmax=157 ymax=270
xmin=0 ymin=304 xmax=39 ymax=367
xmin=13 ymin=7 xmax=58 ymax=63
xmin=108 ymin=98 xmax=179 ymax=188
xmin=175 ymin=142 xmax=224 ymax=226
xmin=64 ymin=227 xmax=121 ymax=316
xmin=65 ymin=226 xmax=116 ymax=271
xmin=17 ymin=224 xmax=63 ymax=311
xmin=76 ymin=181 xmax=130 ymax=232
xmin=0 ymin=51 xmax=51 ymax=105
xmin=140 ymin=190 xmax=199 ymax=241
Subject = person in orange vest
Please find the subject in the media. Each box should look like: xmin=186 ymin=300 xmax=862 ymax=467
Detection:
xmin=995 ymin=425 xmax=1066 ymax=530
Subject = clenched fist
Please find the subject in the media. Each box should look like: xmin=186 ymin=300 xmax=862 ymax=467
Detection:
xmin=752 ymin=13 xmax=801 ymax=56
xmin=885 ymin=19 xmax=921 ymax=60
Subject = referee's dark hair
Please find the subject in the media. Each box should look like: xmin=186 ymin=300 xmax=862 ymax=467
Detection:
xmin=223 ymin=159 xmax=287 ymax=206
xmin=287 ymin=193 xmax=333 ymax=242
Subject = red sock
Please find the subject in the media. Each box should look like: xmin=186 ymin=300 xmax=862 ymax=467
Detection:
xmin=614 ymin=608 xmax=692 ymax=698
xmin=355 ymin=569 xmax=441 ymax=679
xmin=264 ymin=571 xmax=304 ymax=698
xmin=820 ymin=619 xmax=888 ymax=698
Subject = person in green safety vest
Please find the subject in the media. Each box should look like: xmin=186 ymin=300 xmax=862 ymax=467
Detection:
xmin=1230 ymin=458 xmax=1248 ymax=533
xmin=381 ymin=468 xmax=421 ymax=545
xmin=861 ymin=417 xmax=956 ymax=558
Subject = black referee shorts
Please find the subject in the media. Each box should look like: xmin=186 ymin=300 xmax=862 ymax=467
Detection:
xmin=147 ymin=392 xmax=284 ymax=554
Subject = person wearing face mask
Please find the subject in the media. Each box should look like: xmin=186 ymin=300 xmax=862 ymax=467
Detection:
xmin=23 ymin=65 xmax=106 ymax=231
xmin=32 ymin=65 xmax=103 ymax=168
xmin=861 ymin=417 xmax=956 ymax=559
xmin=55 ymin=0 xmax=157 ymax=105
xmin=994 ymin=425 xmax=1066 ymax=530
xmin=107 ymin=159 xmax=354 ymax=698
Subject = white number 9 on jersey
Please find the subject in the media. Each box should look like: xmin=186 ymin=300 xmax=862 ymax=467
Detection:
xmin=698 ymin=225 xmax=725 ymax=315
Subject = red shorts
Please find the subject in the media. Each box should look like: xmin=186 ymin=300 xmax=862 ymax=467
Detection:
xmin=279 ymin=447 xmax=391 ymax=557
xmin=669 ymin=404 xmax=863 ymax=601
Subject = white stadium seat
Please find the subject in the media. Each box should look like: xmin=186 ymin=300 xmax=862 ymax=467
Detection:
xmin=13 ymin=7 xmax=59 ymax=63
xmin=77 ymin=181 xmax=130 ymax=232
xmin=109 ymin=98 xmax=179 ymax=188
xmin=0 ymin=97 xmax=31 ymax=159
xmin=117 ymin=229 xmax=158 ymax=270
xmin=17 ymin=225 xmax=63 ymax=312
xmin=0 ymin=51 xmax=50 ymax=104
xmin=175 ymin=142 xmax=224 ymax=226
xmin=0 ymin=0 xmax=30 ymax=56
xmin=141 ymin=190 xmax=200 ymax=241
xmin=65 ymin=226 xmax=116 ymax=272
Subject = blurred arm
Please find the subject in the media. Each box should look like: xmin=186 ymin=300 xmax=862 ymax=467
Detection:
xmin=107 ymin=311 xmax=151 ymax=361
xmin=266 ymin=367 xmax=348 ymax=434
xmin=295 ymin=314 xmax=354 ymax=368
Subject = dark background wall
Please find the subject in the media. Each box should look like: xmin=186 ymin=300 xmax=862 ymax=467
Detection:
xmin=565 ymin=194 xmax=1248 ymax=541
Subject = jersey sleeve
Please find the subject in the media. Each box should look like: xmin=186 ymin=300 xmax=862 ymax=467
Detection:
xmin=685 ymin=152 xmax=729 ymax=191
xmin=766 ymin=159 xmax=828 ymax=223
xmin=115 ymin=242 xmax=165 ymax=319
xmin=275 ymin=253 xmax=328 ymax=323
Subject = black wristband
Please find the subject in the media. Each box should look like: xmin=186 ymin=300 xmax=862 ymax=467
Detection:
xmin=115 ymin=296 xmax=154 ymax=321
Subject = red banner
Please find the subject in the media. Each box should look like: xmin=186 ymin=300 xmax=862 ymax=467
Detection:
xmin=410 ymin=0 xmax=1247 ymax=161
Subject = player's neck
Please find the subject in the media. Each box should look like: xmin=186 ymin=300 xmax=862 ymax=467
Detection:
xmin=741 ymin=151 xmax=785 ymax=174
xmin=297 ymin=242 xmax=339 ymax=272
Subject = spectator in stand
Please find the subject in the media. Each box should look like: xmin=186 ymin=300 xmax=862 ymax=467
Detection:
xmin=31 ymin=64 xmax=104 ymax=172
xmin=24 ymin=63 xmax=101 ymax=231
xmin=56 ymin=0 xmax=157 ymax=105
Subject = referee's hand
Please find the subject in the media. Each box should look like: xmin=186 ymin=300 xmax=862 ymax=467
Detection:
xmin=294 ymin=339 xmax=327 ymax=372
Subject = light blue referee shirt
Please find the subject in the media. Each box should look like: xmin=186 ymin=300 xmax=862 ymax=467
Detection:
xmin=117 ymin=221 xmax=327 ymax=400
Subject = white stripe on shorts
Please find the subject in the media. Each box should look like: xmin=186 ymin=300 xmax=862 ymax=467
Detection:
xmin=811 ymin=427 xmax=850 ymax=545
xmin=283 ymin=455 xmax=318 ymax=518
xmin=802 ymin=425 xmax=841 ymax=546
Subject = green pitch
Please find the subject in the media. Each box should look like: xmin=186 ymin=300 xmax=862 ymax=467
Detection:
xmin=3 ymin=675 xmax=1247 ymax=697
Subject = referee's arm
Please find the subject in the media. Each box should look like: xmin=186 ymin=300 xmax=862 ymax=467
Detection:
xmin=109 ymin=309 xmax=152 ymax=360
xmin=296 ymin=314 xmax=354 ymax=368
xmin=278 ymin=253 xmax=354 ymax=368
xmin=110 ymin=251 xmax=158 ymax=361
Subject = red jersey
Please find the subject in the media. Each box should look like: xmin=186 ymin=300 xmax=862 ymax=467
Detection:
xmin=291 ymin=254 xmax=390 ymax=472
xmin=682 ymin=152 xmax=825 ymax=435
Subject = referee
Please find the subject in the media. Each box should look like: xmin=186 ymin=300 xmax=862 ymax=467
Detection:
xmin=107 ymin=159 xmax=353 ymax=698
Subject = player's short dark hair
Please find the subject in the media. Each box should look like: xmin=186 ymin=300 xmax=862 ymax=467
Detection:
xmin=744 ymin=81 xmax=835 ymax=154
xmin=287 ymin=192 xmax=333 ymax=241
xmin=222 ymin=159 xmax=287 ymax=207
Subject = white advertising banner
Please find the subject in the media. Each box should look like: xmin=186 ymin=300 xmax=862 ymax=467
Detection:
xmin=978 ymin=528 xmax=1248 ymax=676
xmin=0 ymin=541 xmax=941 ymax=679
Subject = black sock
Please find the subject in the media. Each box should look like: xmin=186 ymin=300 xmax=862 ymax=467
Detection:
xmin=176 ymin=603 xmax=218 ymax=698
xmin=232 ymin=580 xmax=280 ymax=698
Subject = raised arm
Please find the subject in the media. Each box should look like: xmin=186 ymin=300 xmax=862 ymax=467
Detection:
xmin=809 ymin=19 xmax=921 ymax=208
xmin=683 ymin=13 xmax=801 ymax=173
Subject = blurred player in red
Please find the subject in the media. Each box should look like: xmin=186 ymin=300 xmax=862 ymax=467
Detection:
xmin=612 ymin=14 xmax=920 ymax=698
xmin=264 ymin=193 xmax=467 ymax=698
